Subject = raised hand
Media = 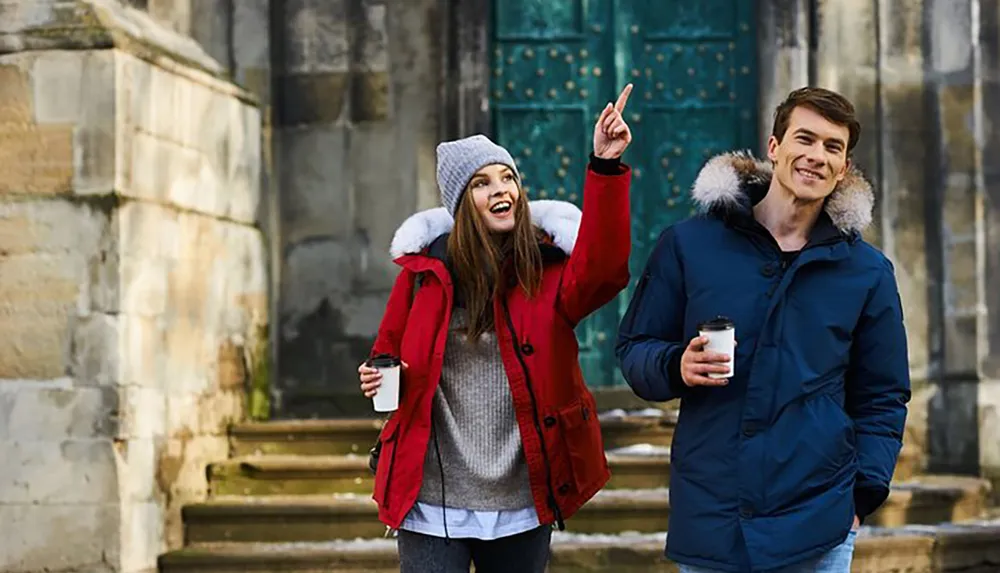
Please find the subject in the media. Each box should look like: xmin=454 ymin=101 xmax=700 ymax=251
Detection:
xmin=593 ymin=84 xmax=634 ymax=159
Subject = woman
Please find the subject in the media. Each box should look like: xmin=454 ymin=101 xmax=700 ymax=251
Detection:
xmin=358 ymin=84 xmax=634 ymax=572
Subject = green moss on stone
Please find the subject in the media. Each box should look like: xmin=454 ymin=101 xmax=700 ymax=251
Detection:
xmin=247 ymin=322 xmax=271 ymax=421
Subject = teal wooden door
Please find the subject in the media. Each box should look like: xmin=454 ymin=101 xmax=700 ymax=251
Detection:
xmin=491 ymin=0 xmax=758 ymax=388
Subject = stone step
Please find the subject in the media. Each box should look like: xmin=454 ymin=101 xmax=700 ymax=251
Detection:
xmin=229 ymin=410 xmax=677 ymax=458
xmin=871 ymin=476 xmax=992 ymax=527
xmin=182 ymin=489 xmax=670 ymax=544
xmin=182 ymin=477 xmax=989 ymax=544
xmin=229 ymin=419 xmax=385 ymax=457
xmin=159 ymin=522 xmax=1000 ymax=573
xmin=208 ymin=449 xmax=671 ymax=497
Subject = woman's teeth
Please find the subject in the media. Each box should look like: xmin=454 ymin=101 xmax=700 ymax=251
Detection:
xmin=490 ymin=201 xmax=512 ymax=214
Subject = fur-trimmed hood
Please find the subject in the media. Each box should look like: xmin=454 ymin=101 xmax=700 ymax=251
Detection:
xmin=389 ymin=200 xmax=582 ymax=260
xmin=690 ymin=151 xmax=874 ymax=234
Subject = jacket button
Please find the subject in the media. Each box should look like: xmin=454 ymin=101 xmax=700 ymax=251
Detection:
xmin=558 ymin=483 xmax=570 ymax=495
xmin=544 ymin=416 xmax=557 ymax=428
xmin=760 ymin=263 xmax=777 ymax=278
xmin=739 ymin=507 xmax=753 ymax=519
xmin=742 ymin=425 xmax=756 ymax=437
xmin=521 ymin=343 xmax=535 ymax=355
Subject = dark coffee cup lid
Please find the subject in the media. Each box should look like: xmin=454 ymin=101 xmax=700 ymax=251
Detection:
xmin=370 ymin=354 xmax=401 ymax=368
xmin=697 ymin=316 xmax=734 ymax=331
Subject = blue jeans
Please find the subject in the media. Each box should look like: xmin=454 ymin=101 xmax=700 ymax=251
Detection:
xmin=678 ymin=530 xmax=856 ymax=573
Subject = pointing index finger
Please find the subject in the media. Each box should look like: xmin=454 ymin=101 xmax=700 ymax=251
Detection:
xmin=614 ymin=83 xmax=633 ymax=113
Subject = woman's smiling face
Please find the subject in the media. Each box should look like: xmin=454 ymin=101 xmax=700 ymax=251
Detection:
xmin=468 ymin=163 xmax=520 ymax=233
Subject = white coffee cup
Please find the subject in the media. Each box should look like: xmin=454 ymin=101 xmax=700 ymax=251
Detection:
xmin=698 ymin=316 xmax=735 ymax=379
xmin=370 ymin=354 xmax=402 ymax=412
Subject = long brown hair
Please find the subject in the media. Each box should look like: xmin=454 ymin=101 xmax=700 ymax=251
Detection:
xmin=447 ymin=180 xmax=543 ymax=341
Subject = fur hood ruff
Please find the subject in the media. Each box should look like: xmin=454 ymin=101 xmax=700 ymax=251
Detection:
xmin=691 ymin=151 xmax=875 ymax=234
xmin=389 ymin=200 xmax=582 ymax=260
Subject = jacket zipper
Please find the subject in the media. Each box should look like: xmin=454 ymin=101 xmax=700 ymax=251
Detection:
xmin=500 ymin=296 xmax=566 ymax=530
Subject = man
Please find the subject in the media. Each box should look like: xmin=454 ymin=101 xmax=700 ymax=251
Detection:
xmin=615 ymin=87 xmax=910 ymax=573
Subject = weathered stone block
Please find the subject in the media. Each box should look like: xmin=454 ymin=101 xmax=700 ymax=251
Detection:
xmin=283 ymin=0 xmax=349 ymax=73
xmin=165 ymin=389 xmax=242 ymax=436
xmin=0 ymin=198 xmax=107 ymax=256
xmin=31 ymin=50 xmax=85 ymax=124
xmin=281 ymin=126 xmax=352 ymax=245
xmin=70 ymin=312 xmax=122 ymax=386
xmin=0 ymin=439 xmax=119 ymax=503
xmin=120 ymin=313 xmax=167 ymax=388
xmin=0 ymin=122 xmax=74 ymax=195
xmin=0 ymin=252 xmax=88 ymax=380
xmin=118 ymin=438 xmax=161 ymax=502
xmin=120 ymin=387 xmax=166 ymax=439
xmin=188 ymin=0 xmax=229 ymax=68
xmin=979 ymin=380 xmax=1000 ymax=482
xmin=0 ymin=503 xmax=119 ymax=573
xmin=158 ymin=435 xmax=229 ymax=548
xmin=0 ymin=385 xmax=118 ymax=440
xmin=121 ymin=500 xmax=164 ymax=573
xmin=277 ymin=72 xmax=349 ymax=126
xmin=119 ymin=53 xmax=261 ymax=223
xmin=350 ymin=70 xmax=390 ymax=122
xmin=121 ymin=254 xmax=170 ymax=317
xmin=232 ymin=0 xmax=268 ymax=70
xmin=0 ymin=61 xmax=33 ymax=123
xmin=74 ymin=51 xmax=118 ymax=194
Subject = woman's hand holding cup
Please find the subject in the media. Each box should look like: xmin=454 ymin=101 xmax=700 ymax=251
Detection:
xmin=358 ymin=359 xmax=409 ymax=399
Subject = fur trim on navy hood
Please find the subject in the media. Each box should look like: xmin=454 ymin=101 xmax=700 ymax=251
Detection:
xmin=691 ymin=151 xmax=875 ymax=235
xmin=389 ymin=200 xmax=582 ymax=260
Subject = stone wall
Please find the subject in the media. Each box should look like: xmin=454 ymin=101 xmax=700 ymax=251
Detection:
xmin=272 ymin=0 xmax=442 ymax=417
xmin=0 ymin=2 xmax=266 ymax=572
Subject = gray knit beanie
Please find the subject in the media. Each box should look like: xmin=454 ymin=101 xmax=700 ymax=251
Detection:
xmin=436 ymin=135 xmax=520 ymax=216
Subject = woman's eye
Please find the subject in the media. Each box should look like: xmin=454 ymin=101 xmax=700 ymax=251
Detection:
xmin=503 ymin=174 xmax=513 ymax=182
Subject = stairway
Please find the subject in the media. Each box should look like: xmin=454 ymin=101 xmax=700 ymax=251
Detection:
xmin=159 ymin=406 xmax=1000 ymax=572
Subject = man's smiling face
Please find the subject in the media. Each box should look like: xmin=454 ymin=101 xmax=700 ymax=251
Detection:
xmin=767 ymin=105 xmax=850 ymax=202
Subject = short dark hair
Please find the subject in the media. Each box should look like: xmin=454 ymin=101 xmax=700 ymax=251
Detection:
xmin=771 ymin=87 xmax=861 ymax=153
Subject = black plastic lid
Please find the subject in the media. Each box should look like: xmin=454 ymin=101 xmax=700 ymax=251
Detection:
xmin=370 ymin=353 xmax=401 ymax=368
xmin=697 ymin=316 xmax=734 ymax=331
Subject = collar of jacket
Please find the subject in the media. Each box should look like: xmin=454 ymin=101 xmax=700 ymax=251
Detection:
xmin=389 ymin=200 xmax=582 ymax=266
xmin=690 ymin=151 xmax=874 ymax=245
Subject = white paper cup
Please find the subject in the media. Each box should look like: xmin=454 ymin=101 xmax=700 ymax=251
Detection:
xmin=698 ymin=317 xmax=735 ymax=380
xmin=370 ymin=354 xmax=401 ymax=412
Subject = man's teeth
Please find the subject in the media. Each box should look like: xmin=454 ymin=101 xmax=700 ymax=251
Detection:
xmin=797 ymin=169 xmax=821 ymax=180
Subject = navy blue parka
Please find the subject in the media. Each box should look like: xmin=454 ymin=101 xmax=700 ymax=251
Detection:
xmin=616 ymin=152 xmax=911 ymax=572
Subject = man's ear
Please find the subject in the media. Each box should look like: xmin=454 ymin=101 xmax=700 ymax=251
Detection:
xmin=766 ymin=135 xmax=779 ymax=162
xmin=835 ymin=157 xmax=851 ymax=183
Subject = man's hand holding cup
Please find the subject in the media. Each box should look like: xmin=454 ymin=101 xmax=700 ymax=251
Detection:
xmin=681 ymin=317 xmax=736 ymax=387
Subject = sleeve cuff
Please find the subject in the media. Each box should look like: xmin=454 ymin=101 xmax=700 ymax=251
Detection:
xmin=854 ymin=485 xmax=890 ymax=524
xmin=588 ymin=153 xmax=623 ymax=175
xmin=667 ymin=351 xmax=687 ymax=397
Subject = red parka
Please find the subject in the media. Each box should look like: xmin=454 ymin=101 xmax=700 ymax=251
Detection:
xmin=370 ymin=162 xmax=631 ymax=530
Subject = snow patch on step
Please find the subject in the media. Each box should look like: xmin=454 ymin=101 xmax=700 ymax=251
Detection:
xmin=593 ymin=487 xmax=669 ymax=500
xmin=606 ymin=444 xmax=671 ymax=457
xmin=209 ymin=539 xmax=398 ymax=552
xmin=552 ymin=531 xmax=666 ymax=545
xmin=599 ymin=408 xmax=666 ymax=420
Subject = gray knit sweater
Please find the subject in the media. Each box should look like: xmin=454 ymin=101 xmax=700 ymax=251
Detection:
xmin=416 ymin=308 xmax=534 ymax=511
